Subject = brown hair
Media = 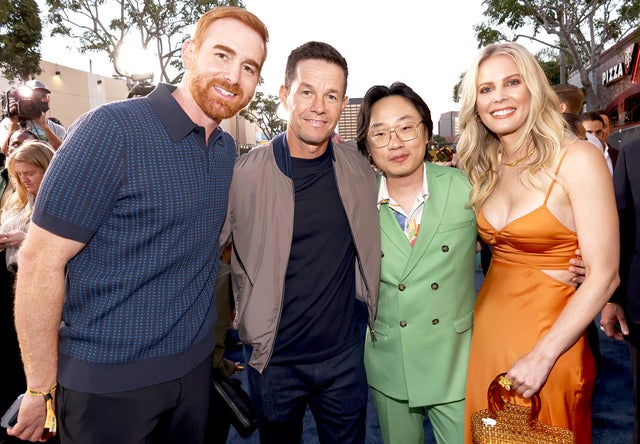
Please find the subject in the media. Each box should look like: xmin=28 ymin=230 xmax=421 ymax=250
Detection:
xmin=562 ymin=113 xmax=586 ymax=139
xmin=552 ymin=84 xmax=584 ymax=115
xmin=283 ymin=41 xmax=348 ymax=95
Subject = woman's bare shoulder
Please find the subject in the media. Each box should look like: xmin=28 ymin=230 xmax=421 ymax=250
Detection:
xmin=558 ymin=139 xmax=610 ymax=182
xmin=560 ymin=139 xmax=607 ymax=166
xmin=564 ymin=138 xmax=604 ymax=157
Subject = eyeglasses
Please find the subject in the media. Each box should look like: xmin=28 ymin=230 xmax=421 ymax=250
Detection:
xmin=367 ymin=121 xmax=423 ymax=148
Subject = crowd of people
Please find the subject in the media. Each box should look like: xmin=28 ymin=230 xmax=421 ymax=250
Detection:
xmin=0 ymin=5 xmax=638 ymax=444
xmin=0 ymin=76 xmax=65 ymax=444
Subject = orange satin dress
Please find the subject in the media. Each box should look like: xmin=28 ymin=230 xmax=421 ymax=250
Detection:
xmin=463 ymin=158 xmax=595 ymax=444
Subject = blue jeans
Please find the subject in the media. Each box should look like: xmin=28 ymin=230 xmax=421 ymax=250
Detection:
xmin=246 ymin=340 xmax=367 ymax=444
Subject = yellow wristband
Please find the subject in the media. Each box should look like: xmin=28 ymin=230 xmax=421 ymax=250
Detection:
xmin=27 ymin=384 xmax=57 ymax=397
xmin=27 ymin=384 xmax=57 ymax=434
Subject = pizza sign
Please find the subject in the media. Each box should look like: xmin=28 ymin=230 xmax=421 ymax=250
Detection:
xmin=602 ymin=43 xmax=639 ymax=86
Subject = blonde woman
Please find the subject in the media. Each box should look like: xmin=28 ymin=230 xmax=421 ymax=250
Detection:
xmin=0 ymin=140 xmax=54 ymax=272
xmin=457 ymin=42 xmax=619 ymax=443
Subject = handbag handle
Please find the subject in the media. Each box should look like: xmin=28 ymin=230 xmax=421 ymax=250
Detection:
xmin=487 ymin=372 xmax=542 ymax=422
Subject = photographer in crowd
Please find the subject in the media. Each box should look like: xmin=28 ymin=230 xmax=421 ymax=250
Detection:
xmin=0 ymin=80 xmax=66 ymax=156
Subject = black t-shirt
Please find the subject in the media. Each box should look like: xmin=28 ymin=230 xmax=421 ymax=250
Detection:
xmin=270 ymin=148 xmax=361 ymax=365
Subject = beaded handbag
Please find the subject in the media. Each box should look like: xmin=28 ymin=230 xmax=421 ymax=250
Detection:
xmin=471 ymin=373 xmax=575 ymax=443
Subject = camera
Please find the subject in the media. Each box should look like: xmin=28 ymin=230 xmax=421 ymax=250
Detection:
xmin=1 ymin=85 xmax=44 ymax=121
xmin=1 ymin=394 xmax=23 ymax=428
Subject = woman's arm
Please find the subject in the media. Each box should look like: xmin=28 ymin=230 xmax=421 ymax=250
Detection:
xmin=507 ymin=141 xmax=620 ymax=398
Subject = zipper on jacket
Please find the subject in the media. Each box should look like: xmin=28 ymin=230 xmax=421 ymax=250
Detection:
xmin=332 ymin=164 xmax=378 ymax=342
xmin=260 ymin=178 xmax=295 ymax=372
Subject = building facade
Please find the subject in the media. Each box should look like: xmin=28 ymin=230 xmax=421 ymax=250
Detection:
xmin=598 ymin=32 xmax=639 ymax=127
xmin=1 ymin=60 xmax=129 ymax=130
xmin=579 ymin=28 xmax=640 ymax=147
xmin=336 ymin=98 xmax=362 ymax=141
xmin=438 ymin=111 xmax=460 ymax=141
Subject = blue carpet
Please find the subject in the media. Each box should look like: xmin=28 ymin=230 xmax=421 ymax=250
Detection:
xmin=224 ymin=269 xmax=635 ymax=443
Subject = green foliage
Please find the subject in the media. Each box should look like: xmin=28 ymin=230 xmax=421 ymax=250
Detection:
xmin=432 ymin=134 xmax=447 ymax=145
xmin=0 ymin=0 xmax=43 ymax=82
xmin=537 ymin=58 xmax=561 ymax=85
xmin=239 ymin=91 xmax=286 ymax=141
xmin=452 ymin=71 xmax=465 ymax=103
xmin=536 ymin=47 xmax=565 ymax=85
xmin=472 ymin=0 xmax=640 ymax=109
xmin=44 ymin=0 xmax=245 ymax=83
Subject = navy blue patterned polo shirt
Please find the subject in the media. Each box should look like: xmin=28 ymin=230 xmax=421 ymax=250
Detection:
xmin=32 ymin=83 xmax=236 ymax=393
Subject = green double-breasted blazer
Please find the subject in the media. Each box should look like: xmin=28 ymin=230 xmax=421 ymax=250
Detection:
xmin=364 ymin=161 xmax=477 ymax=407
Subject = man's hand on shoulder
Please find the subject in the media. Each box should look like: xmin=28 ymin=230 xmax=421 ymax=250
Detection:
xmin=568 ymin=249 xmax=585 ymax=284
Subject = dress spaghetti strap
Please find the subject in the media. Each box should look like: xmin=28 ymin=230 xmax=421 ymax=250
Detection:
xmin=543 ymin=142 xmax=576 ymax=205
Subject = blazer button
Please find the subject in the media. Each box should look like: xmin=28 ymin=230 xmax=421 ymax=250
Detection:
xmin=432 ymin=319 xmax=439 ymax=325
xmin=398 ymin=283 xmax=406 ymax=291
xmin=400 ymin=320 xmax=407 ymax=328
xmin=381 ymin=251 xmax=384 ymax=258
xmin=431 ymin=282 xmax=439 ymax=290
xmin=441 ymin=245 xmax=449 ymax=252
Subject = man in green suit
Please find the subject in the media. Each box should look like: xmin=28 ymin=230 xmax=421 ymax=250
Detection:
xmin=355 ymin=82 xmax=588 ymax=443
xmin=356 ymin=82 xmax=477 ymax=443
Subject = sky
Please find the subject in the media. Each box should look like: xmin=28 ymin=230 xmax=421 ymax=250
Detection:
xmin=39 ymin=0 xmax=488 ymax=121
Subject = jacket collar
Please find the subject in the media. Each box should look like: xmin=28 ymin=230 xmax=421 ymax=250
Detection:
xmin=273 ymin=132 xmax=336 ymax=178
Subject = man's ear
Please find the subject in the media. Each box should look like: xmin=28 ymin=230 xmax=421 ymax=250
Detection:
xmin=182 ymin=39 xmax=195 ymax=70
xmin=341 ymin=95 xmax=348 ymax=114
xmin=277 ymin=86 xmax=290 ymax=120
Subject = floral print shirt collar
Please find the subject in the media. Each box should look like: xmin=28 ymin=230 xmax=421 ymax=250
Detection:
xmin=377 ymin=166 xmax=430 ymax=246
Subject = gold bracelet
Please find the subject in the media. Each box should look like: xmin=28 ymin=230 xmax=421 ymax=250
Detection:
xmin=27 ymin=384 xmax=57 ymax=434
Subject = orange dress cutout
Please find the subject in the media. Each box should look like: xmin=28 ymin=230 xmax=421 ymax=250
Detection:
xmin=463 ymin=150 xmax=595 ymax=444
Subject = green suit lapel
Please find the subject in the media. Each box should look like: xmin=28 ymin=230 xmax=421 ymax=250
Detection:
xmin=378 ymin=162 xmax=452 ymax=281
xmin=380 ymin=203 xmax=412 ymax=261
xmin=402 ymin=163 xmax=451 ymax=280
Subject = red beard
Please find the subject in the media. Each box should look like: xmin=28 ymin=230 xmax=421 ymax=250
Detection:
xmin=190 ymin=73 xmax=248 ymax=121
